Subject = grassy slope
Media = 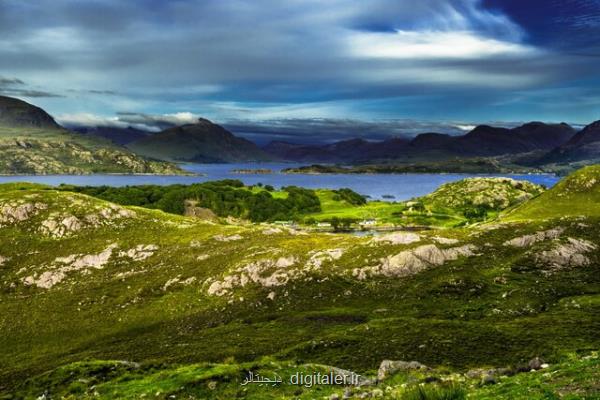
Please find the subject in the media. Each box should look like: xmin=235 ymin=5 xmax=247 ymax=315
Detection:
xmin=505 ymin=165 xmax=600 ymax=221
xmin=0 ymin=126 xmax=185 ymax=175
xmin=0 ymin=169 xmax=598 ymax=398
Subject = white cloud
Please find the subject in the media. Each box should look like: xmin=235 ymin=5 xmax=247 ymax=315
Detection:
xmin=347 ymin=30 xmax=536 ymax=60
xmin=57 ymin=113 xmax=126 ymax=128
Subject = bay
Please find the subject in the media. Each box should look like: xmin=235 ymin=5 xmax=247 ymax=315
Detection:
xmin=0 ymin=162 xmax=559 ymax=201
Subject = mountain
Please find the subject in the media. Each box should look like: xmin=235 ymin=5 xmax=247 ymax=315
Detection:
xmin=128 ymin=118 xmax=272 ymax=163
xmin=0 ymin=95 xmax=184 ymax=175
xmin=263 ymin=122 xmax=576 ymax=163
xmin=537 ymin=120 xmax=600 ymax=165
xmin=451 ymin=122 xmax=576 ymax=157
xmin=72 ymin=126 xmax=150 ymax=145
xmin=0 ymin=95 xmax=61 ymax=129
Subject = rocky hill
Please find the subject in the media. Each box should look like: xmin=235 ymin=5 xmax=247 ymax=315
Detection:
xmin=0 ymin=168 xmax=598 ymax=398
xmin=0 ymin=96 xmax=184 ymax=175
xmin=422 ymin=177 xmax=544 ymax=211
xmin=128 ymin=118 xmax=272 ymax=163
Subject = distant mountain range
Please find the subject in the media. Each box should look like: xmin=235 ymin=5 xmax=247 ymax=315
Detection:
xmin=126 ymin=118 xmax=272 ymax=163
xmin=263 ymin=122 xmax=577 ymax=163
xmin=4 ymin=94 xmax=600 ymax=172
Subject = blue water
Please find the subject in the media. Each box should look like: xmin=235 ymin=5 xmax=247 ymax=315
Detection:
xmin=0 ymin=163 xmax=560 ymax=201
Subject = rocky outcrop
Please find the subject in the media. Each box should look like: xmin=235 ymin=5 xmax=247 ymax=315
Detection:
xmin=0 ymin=201 xmax=47 ymax=225
xmin=307 ymin=249 xmax=344 ymax=269
xmin=206 ymin=256 xmax=300 ymax=296
xmin=535 ymin=238 xmax=596 ymax=269
xmin=39 ymin=205 xmax=136 ymax=238
xmin=23 ymin=244 xmax=118 ymax=289
xmin=353 ymin=244 xmax=477 ymax=280
xmin=504 ymin=228 xmax=565 ymax=248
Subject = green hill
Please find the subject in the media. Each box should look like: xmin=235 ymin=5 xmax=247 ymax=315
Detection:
xmin=504 ymin=165 xmax=600 ymax=221
xmin=127 ymin=118 xmax=272 ymax=163
xmin=0 ymin=168 xmax=599 ymax=398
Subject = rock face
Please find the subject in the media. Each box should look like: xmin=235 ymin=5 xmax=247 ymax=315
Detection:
xmin=0 ymin=95 xmax=61 ymax=129
xmin=377 ymin=360 xmax=428 ymax=381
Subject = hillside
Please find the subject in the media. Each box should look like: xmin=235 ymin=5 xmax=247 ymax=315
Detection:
xmin=505 ymin=164 xmax=600 ymax=221
xmin=0 ymin=168 xmax=598 ymax=398
xmin=128 ymin=118 xmax=272 ymax=163
xmin=0 ymin=96 xmax=185 ymax=175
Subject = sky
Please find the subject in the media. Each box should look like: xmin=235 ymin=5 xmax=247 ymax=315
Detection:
xmin=1 ymin=0 xmax=600 ymax=144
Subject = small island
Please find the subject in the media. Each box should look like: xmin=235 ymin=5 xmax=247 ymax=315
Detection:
xmin=282 ymin=159 xmax=540 ymax=175
xmin=231 ymin=168 xmax=273 ymax=174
